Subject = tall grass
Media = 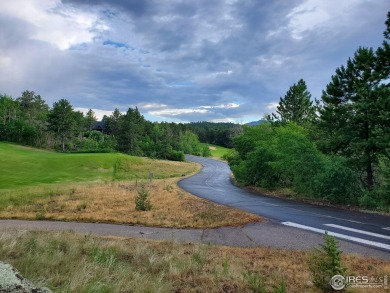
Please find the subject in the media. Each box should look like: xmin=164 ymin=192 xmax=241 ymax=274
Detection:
xmin=0 ymin=231 xmax=388 ymax=293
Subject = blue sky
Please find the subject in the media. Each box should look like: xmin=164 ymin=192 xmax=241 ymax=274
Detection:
xmin=0 ymin=0 xmax=388 ymax=123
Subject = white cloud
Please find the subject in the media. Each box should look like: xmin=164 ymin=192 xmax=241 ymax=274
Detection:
xmin=210 ymin=70 xmax=234 ymax=78
xmin=265 ymin=102 xmax=278 ymax=111
xmin=210 ymin=117 xmax=237 ymax=123
xmin=199 ymin=103 xmax=239 ymax=109
xmin=148 ymin=103 xmax=240 ymax=118
xmin=287 ymin=0 xmax=361 ymax=39
xmin=75 ymin=108 xmax=117 ymax=120
xmin=148 ymin=108 xmax=209 ymax=117
xmin=257 ymin=55 xmax=291 ymax=67
xmin=138 ymin=103 xmax=168 ymax=109
xmin=0 ymin=0 xmax=107 ymax=50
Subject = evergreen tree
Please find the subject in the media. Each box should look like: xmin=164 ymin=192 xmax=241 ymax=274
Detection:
xmin=85 ymin=109 xmax=97 ymax=131
xmin=104 ymin=108 xmax=122 ymax=138
xmin=16 ymin=90 xmax=49 ymax=125
xmin=118 ymin=107 xmax=145 ymax=155
xmin=270 ymin=79 xmax=315 ymax=125
xmin=48 ymin=99 xmax=75 ymax=151
xmin=319 ymin=45 xmax=390 ymax=190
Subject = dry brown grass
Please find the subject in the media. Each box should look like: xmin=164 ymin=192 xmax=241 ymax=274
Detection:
xmin=0 ymin=230 xmax=388 ymax=293
xmin=0 ymin=177 xmax=262 ymax=228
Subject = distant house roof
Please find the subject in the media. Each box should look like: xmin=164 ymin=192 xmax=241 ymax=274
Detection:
xmin=92 ymin=121 xmax=106 ymax=132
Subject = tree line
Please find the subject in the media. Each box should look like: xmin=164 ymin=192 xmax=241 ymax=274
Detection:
xmin=227 ymin=12 xmax=390 ymax=210
xmin=187 ymin=121 xmax=243 ymax=148
xmin=0 ymin=92 xmax=210 ymax=161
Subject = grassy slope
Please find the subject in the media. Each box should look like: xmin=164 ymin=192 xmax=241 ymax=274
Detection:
xmin=0 ymin=142 xmax=196 ymax=189
xmin=201 ymin=143 xmax=230 ymax=159
xmin=0 ymin=142 xmax=261 ymax=227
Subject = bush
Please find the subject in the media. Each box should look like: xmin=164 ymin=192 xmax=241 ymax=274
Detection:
xmin=308 ymin=232 xmax=346 ymax=292
xmin=360 ymin=156 xmax=390 ymax=209
xmin=168 ymin=150 xmax=185 ymax=161
xmin=270 ymin=124 xmax=324 ymax=194
xmin=202 ymin=145 xmax=211 ymax=157
xmin=135 ymin=184 xmax=152 ymax=211
xmin=312 ymin=156 xmax=361 ymax=204
xmin=359 ymin=187 xmax=390 ymax=211
xmin=222 ymin=149 xmax=240 ymax=164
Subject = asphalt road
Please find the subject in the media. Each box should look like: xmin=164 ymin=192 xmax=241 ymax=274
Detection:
xmin=179 ymin=155 xmax=390 ymax=255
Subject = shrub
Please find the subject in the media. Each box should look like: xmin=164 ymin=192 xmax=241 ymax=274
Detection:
xmin=312 ymin=156 xmax=362 ymax=204
xmin=168 ymin=150 xmax=185 ymax=161
xmin=202 ymin=144 xmax=211 ymax=157
xmin=308 ymin=232 xmax=346 ymax=292
xmin=135 ymin=184 xmax=152 ymax=211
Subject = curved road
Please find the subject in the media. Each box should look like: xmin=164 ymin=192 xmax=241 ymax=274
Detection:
xmin=179 ymin=155 xmax=390 ymax=256
xmin=1 ymin=155 xmax=389 ymax=259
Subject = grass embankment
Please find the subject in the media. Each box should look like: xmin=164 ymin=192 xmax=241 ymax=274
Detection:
xmin=0 ymin=230 xmax=388 ymax=293
xmin=0 ymin=142 xmax=261 ymax=227
xmin=202 ymin=143 xmax=230 ymax=160
xmin=0 ymin=142 xmax=193 ymax=189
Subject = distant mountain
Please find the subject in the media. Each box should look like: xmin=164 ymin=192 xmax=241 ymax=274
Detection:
xmin=245 ymin=119 xmax=267 ymax=126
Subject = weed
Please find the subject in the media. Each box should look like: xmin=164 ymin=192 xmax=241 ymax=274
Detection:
xmin=163 ymin=184 xmax=174 ymax=192
xmin=88 ymin=246 xmax=118 ymax=267
xmin=35 ymin=211 xmax=46 ymax=220
xmin=25 ymin=237 xmax=38 ymax=253
xmin=192 ymin=250 xmax=206 ymax=271
xmin=77 ymin=201 xmax=87 ymax=211
xmin=272 ymin=279 xmax=287 ymax=293
xmin=243 ymin=271 xmax=266 ymax=293
xmin=223 ymin=256 xmax=230 ymax=275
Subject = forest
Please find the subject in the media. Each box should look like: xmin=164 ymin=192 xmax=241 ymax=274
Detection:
xmin=226 ymin=14 xmax=390 ymax=210
xmin=0 ymin=93 xmax=212 ymax=161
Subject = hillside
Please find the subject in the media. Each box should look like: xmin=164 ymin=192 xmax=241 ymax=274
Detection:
xmin=0 ymin=142 xmax=197 ymax=189
xmin=245 ymin=119 xmax=268 ymax=126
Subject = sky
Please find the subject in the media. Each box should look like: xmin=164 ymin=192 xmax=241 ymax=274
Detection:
xmin=0 ymin=0 xmax=388 ymax=123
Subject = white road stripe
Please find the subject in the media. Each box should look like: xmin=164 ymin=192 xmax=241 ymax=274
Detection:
xmin=282 ymin=222 xmax=390 ymax=251
xmin=383 ymin=227 xmax=390 ymax=231
xmin=324 ymin=224 xmax=390 ymax=240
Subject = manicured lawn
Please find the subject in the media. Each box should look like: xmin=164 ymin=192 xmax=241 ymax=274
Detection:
xmin=202 ymin=143 xmax=230 ymax=159
xmin=0 ymin=142 xmax=196 ymax=189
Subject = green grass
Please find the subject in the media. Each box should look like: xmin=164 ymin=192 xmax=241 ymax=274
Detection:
xmin=0 ymin=142 xmax=196 ymax=190
xmin=201 ymin=143 xmax=230 ymax=159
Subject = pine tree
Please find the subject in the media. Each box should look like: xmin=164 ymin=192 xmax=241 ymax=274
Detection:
xmin=270 ymin=79 xmax=315 ymax=125
xmin=85 ymin=109 xmax=97 ymax=131
xmin=319 ymin=34 xmax=390 ymax=190
xmin=48 ymin=99 xmax=75 ymax=151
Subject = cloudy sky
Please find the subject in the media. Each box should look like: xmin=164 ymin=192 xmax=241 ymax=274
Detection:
xmin=0 ymin=0 xmax=388 ymax=123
